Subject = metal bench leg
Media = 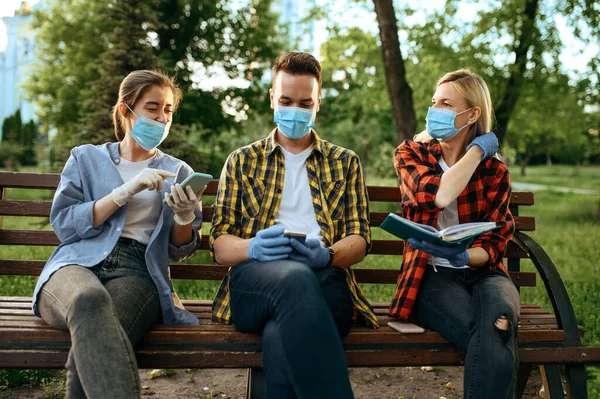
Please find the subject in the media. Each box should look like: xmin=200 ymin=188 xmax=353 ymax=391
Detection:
xmin=515 ymin=364 xmax=532 ymax=399
xmin=247 ymin=367 xmax=265 ymax=399
xmin=541 ymin=365 xmax=566 ymax=399
xmin=565 ymin=364 xmax=587 ymax=399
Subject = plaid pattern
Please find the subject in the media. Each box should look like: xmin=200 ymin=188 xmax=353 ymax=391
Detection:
xmin=389 ymin=139 xmax=515 ymax=320
xmin=210 ymin=129 xmax=378 ymax=328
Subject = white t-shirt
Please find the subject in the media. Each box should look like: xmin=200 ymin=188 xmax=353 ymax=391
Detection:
xmin=428 ymin=158 xmax=470 ymax=269
xmin=116 ymin=157 xmax=162 ymax=245
xmin=275 ymin=145 xmax=323 ymax=242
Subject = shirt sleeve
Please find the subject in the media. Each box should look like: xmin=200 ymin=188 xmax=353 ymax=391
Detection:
xmin=470 ymin=162 xmax=515 ymax=264
xmin=209 ymin=151 xmax=244 ymax=262
xmin=50 ymin=149 xmax=104 ymax=245
xmin=394 ymin=140 xmax=442 ymax=211
xmin=339 ymin=151 xmax=371 ymax=251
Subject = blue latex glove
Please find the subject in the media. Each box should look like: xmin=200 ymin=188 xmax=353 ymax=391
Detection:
xmin=466 ymin=132 xmax=498 ymax=160
xmin=289 ymin=238 xmax=330 ymax=269
xmin=407 ymin=238 xmax=473 ymax=268
xmin=248 ymin=226 xmax=292 ymax=262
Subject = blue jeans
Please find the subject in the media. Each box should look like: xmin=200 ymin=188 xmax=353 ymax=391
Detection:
xmin=412 ymin=265 xmax=520 ymax=399
xmin=38 ymin=238 xmax=160 ymax=399
xmin=229 ymin=260 xmax=354 ymax=399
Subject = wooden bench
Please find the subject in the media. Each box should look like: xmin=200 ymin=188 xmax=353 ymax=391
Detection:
xmin=0 ymin=171 xmax=599 ymax=398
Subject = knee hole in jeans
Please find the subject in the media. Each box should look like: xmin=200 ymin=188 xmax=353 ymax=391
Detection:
xmin=495 ymin=315 xmax=509 ymax=331
xmin=494 ymin=315 xmax=513 ymax=344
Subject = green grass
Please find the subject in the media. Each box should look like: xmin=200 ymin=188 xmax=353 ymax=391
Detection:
xmin=0 ymin=166 xmax=599 ymax=393
xmin=509 ymin=164 xmax=600 ymax=191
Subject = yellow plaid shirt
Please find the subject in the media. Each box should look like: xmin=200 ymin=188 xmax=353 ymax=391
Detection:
xmin=210 ymin=129 xmax=378 ymax=328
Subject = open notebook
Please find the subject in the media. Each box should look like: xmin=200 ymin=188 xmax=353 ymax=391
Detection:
xmin=380 ymin=213 xmax=499 ymax=246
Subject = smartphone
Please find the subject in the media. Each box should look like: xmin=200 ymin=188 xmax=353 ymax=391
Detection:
xmin=283 ymin=230 xmax=307 ymax=245
xmin=165 ymin=172 xmax=213 ymax=202
xmin=387 ymin=321 xmax=425 ymax=334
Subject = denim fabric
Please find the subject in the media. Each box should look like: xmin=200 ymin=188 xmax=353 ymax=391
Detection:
xmin=412 ymin=265 xmax=521 ymax=399
xmin=229 ymin=260 xmax=354 ymax=399
xmin=33 ymin=142 xmax=202 ymax=324
xmin=37 ymin=238 xmax=161 ymax=398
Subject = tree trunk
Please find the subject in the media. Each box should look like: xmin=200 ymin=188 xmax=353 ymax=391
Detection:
xmin=546 ymin=149 xmax=552 ymax=167
xmin=520 ymin=153 xmax=530 ymax=177
xmin=373 ymin=0 xmax=417 ymax=144
xmin=494 ymin=0 xmax=539 ymax=144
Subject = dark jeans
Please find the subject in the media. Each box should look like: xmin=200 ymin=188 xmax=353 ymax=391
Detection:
xmin=229 ymin=260 xmax=354 ymax=399
xmin=38 ymin=238 xmax=161 ymax=399
xmin=412 ymin=265 xmax=521 ymax=399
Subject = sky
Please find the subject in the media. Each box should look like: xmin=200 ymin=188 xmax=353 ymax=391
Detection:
xmin=1 ymin=0 xmax=597 ymax=82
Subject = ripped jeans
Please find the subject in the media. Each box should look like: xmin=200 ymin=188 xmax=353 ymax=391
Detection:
xmin=412 ymin=265 xmax=520 ymax=399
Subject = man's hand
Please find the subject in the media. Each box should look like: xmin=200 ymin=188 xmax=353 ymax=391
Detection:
xmin=248 ymin=226 xmax=292 ymax=262
xmin=289 ymin=238 xmax=330 ymax=269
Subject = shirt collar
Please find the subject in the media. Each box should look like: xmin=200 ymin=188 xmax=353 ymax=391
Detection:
xmin=265 ymin=128 xmax=327 ymax=157
xmin=107 ymin=142 xmax=164 ymax=167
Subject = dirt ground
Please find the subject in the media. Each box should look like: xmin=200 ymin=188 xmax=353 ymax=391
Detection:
xmin=4 ymin=366 xmax=544 ymax=399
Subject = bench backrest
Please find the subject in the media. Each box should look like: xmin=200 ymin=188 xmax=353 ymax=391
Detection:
xmin=0 ymin=172 xmax=535 ymax=287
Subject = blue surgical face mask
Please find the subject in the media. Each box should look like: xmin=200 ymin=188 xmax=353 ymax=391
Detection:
xmin=125 ymin=104 xmax=171 ymax=151
xmin=425 ymin=107 xmax=473 ymax=142
xmin=273 ymin=106 xmax=315 ymax=140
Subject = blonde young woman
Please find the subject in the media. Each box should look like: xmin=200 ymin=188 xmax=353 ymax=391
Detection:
xmin=33 ymin=70 xmax=203 ymax=398
xmin=390 ymin=70 xmax=520 ymax=398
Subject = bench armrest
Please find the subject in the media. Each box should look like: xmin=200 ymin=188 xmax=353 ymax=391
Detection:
xmin=513 ymin=231 xmax=581 ymax=346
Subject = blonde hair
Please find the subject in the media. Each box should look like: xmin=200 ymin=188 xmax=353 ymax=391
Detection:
xmin=414 ymin=69 xmax=493 ymax=145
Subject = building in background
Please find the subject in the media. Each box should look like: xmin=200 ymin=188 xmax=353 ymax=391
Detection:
xmin=0 ymin=1 xmax=40 ymax=140
xmin=273 ymin=0 xmax=318 ymax=55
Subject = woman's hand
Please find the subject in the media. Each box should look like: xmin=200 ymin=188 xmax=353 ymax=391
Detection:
xmin=466 ymin=132 xmax=498 ymax=160
xmin=165 ymin=184 xmax=204 ymax=225
xmin=111 ymin=168 xmax=176 ymax=206
xmin=407 ymin=238 xmax=473 ymax=268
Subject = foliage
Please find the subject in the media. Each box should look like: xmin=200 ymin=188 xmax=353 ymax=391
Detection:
xmin=25 ymin=0 xmax=283 ymax=166
xmin=0 ymin=110 xmax=37 ymax=166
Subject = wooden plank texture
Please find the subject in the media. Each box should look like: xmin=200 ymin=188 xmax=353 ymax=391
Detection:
xmin=0 ymin=173 xmax=535 ymax=206
xmin=0 ymin=201 xmax=535 ymax=231
xmin=0 ymin=259 xmax=536 ymax=286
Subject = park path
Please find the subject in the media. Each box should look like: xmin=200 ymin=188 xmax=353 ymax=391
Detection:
xmin=512 ymin=182 xmax=600 ymax=195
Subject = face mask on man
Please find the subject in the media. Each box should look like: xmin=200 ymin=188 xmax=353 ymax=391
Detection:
xmin=125 ymin=104 xmax=171 ymax=151
xmin=425 ymin=107 xmax=473 ymax=142
xmin=273 ymin=106 xmax=315 ymax=140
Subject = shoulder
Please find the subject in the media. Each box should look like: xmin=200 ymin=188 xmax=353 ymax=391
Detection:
xmin=70 ymin=143 xmax=109 ymax=157
xmin=395 ymin=139 xmax=439 ymax=165
xmin=321 ymin=140 xmax=358 ymax=162
xmin=396 ymin=139 xmax=435 ymax=156
xmin=225 ymin=137 xmax=268 ymax=164
xmin=483 ymin=156 xmax=510 ymax=178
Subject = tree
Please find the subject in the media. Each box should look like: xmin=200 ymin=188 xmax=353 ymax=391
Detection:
xmin=0 ymin=110 xmax=38 ymax=165
xmin=25 ymin=0 xmax=282 ymax=158
xmin=494 ymin=0 xmax=540 ymax=144
xmin=82 ymin=0 xmax=161 ymax=144
xmin=372 ymin=0 xmax=416 ymax=144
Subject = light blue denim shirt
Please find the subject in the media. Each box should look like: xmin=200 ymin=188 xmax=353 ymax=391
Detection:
xmin=33 ymin=142 xmax=202 ymax=325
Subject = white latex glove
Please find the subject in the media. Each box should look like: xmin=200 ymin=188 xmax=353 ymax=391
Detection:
xmin=164 ymin=183 xmax=205 ymax=225
xmin=111 ymin=168 xmax=176 ymax=207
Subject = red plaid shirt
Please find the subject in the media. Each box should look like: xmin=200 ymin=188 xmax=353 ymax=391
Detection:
xmin=389 ymin=139 xmax=515 ymax=320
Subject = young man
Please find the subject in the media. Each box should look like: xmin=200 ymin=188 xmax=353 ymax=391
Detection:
xmin=210 ymin=51 xmax=377 ymax=399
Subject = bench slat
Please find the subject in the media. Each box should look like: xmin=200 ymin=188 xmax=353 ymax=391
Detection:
xmin=0 ymin=259 xmax=537 ymax=286
xmin=0 ymin=201 xmax=536 ymax=231
xmin=0 ymin=173 xmax=535 ymax=206
xmin=0 ymin=231 xmax=531 ymax=258
xmin=2 ymin=345 xmax=596 ymax=370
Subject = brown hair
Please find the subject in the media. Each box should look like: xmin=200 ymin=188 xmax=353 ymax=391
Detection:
xmin=112 ymin=70 xmax=182 ymax=141
xmin=272 ymin=52 xmax=322 ymax=90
